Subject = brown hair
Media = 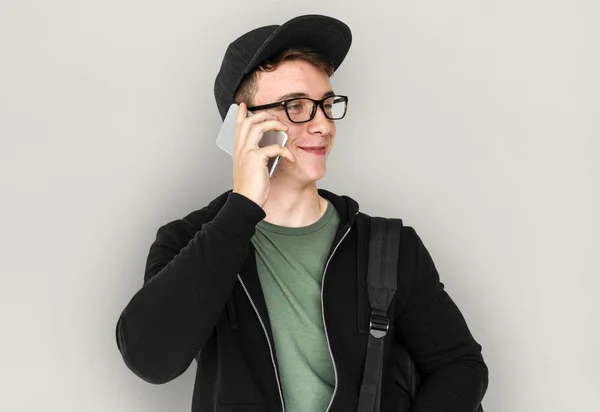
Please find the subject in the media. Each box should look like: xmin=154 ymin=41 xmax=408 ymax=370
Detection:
xmin=234 ymin=47 xmax=335 ymax=106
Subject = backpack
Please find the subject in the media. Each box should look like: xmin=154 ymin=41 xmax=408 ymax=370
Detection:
xmin=357 ymin=217 xmax=483 ymax=412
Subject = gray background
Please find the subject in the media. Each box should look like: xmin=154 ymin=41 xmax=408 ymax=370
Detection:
xmin=1 ymin=0 xmax=598 ymax=411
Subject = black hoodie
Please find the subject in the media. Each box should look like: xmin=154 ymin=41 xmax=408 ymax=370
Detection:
xmin=116 ymin=189 xmax=488 ymax=411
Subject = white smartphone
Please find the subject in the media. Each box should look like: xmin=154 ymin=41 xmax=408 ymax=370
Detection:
xmin=216 ymin=103 xmax=288 ymax=178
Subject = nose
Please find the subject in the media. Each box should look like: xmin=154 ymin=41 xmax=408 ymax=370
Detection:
xmin=307 ymin=104 xmax=333 ymax=135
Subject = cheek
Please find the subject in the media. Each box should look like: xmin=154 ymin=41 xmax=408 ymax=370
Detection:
xmin=285 ymin=126 xmax=304 ymax=146
xmin=329 ymin=124 xmax=336 ymax=146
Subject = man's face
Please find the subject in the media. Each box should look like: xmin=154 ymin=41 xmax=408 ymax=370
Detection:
xmin=252 ymin=60 xmax=336 ymax=184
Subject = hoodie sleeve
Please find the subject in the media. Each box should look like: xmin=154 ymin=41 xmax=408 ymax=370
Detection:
xmin=394 ymin=227 xmax=489 ymax=411
xmin=115 ymin=192 xmax=265 ymax=384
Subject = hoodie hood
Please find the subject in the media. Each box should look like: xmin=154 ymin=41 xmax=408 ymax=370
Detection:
xmin=318 ymin=188 xmax=360 ymax=227
xmin=203 ymin=189 xmax=361 ymax=228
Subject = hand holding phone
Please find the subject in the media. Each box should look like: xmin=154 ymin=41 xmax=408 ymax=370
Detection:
xmin=216 ymin=103 xmax=295 ymax=207
xmin=216 ymin=103 xmax=289 ymax=177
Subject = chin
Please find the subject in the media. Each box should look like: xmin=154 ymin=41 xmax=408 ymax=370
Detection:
xmin=276 ymin=160 xmax=327 ymax=183
xmin=299 ymin=165 xmax=327 ymax=183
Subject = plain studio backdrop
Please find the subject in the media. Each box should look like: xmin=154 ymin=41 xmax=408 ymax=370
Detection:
xmin=1 ymin=1 xmax=598 ymax=411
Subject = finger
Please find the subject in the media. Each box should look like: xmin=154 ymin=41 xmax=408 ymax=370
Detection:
xmin=237 ymin=110 xmax=282 ymax=146
xmin=244 ymin=120 xmax=289 ymax=149
xmin=233 ymin=103 xmax=249 ymax=151
xmin=235 ymin=102 xmax=248 ymax=125
xmin=258 ymin=144 xmax=296 ymax=163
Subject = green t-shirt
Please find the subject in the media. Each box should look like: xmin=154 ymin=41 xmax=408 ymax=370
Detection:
xmin=251 ymin=200 xmax=341 ymax=411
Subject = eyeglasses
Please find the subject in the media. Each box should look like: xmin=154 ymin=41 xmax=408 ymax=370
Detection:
xmin=247 ymin=95 xmax=349 ymax=124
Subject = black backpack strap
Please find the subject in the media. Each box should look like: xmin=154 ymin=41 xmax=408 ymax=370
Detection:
xmin=357 ymin=217 xmax=403 ymax=412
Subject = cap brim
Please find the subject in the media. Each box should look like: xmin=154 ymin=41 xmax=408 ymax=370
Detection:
xmin=243 ymin=15 xmax=352 ymax=79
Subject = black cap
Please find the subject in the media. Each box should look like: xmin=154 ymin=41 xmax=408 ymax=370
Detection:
xmin=214 ymin=14 xmax=352 ymax=120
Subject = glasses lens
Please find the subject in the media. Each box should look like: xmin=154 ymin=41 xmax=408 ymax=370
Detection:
xmin=286 ymin=98 xmax=315 ymax=122
xmin=285 ymin=96 xmax=348 ymax=122
xmin=324 ymin=96 xmax=347 ymax=119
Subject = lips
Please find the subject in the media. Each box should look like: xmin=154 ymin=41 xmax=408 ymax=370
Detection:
xmin=299 ymin=145 xmax=327 ymax=156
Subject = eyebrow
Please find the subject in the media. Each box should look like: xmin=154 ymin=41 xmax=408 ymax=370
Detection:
xmin=276 ymin=90 xmax=336 ymax=101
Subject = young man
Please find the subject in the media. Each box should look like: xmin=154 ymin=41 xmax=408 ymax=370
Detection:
xmin=116 ymin=15 xmax=488 ymax=412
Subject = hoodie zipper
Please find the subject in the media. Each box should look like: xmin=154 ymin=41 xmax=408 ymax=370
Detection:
xmin=237 ymin=211 xmax=358 ymax=412
xmin=323 ymin=213 xmax=358 ymax=412
xmin=238 ymin=274 xmax=286 ymax=412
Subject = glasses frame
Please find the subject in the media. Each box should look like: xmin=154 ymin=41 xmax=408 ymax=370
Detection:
xmin=247 ymin=95 xmax=349 ymax=124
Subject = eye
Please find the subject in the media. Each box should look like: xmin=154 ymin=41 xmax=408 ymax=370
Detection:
xmin=323 ymin=96 xmax=338 ymax=110
xmin=286 ymin=101 xmax=305 ymax=114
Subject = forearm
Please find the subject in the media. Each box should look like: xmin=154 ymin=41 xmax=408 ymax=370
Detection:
xmin=116 ymin=193 xmax=265 ymax=383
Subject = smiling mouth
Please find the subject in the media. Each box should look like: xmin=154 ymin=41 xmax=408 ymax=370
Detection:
xmin=299 ymin=146 xmax=327 ymax=156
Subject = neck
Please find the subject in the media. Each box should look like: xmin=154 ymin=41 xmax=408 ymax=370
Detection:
xmin=262 ymin=178 xmax=327 ymax=227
